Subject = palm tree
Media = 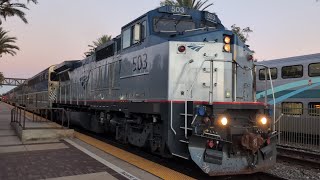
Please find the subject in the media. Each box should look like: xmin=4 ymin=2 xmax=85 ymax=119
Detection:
xmin=0 ymin=0 xmax=38 ymax=24
xmin=160 ymin=0 xmax=213 ymax=11
xmin=85 ymin=35 xmax=112 ymax=57
xmin=0 ymin=27 xmax=19 ymax=57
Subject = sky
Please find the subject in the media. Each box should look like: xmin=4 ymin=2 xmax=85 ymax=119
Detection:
xmin=0 ymin=0 xmax=319 ymax=94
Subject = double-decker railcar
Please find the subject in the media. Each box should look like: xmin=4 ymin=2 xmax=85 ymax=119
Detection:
xmin=4 ymin=66 xmax=59 ymax=109
xmin=256 ymin=53 xmax=320 ymax=142
xmin=49 ymin=6 xmax=277 ymax=175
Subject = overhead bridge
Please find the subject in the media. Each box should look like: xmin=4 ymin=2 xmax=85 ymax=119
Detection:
xmin=0 ymin=78 xmax=27 ymax=86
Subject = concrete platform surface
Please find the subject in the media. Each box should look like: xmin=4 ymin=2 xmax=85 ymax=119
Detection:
xmin=0 ymin=102 xmax=161 ymax=180
xmin=0 ymin=141 xmax=112 ymax=180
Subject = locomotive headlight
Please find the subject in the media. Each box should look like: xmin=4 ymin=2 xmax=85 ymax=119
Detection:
xmin=223 ymin=44 xmax=231 ymax=52
xmin=257 ymin=114 xmax=268 ymax=125
xmin=221 ymin=117 xmax=228 ymax=126
xmin=224 ymin=36 xmax=231 ymax=44
xmin=260 ymin=117 xmax=268 ymax=125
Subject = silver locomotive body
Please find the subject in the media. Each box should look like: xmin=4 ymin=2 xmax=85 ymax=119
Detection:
xmin=5 ymin=6 xmax=277 ymax=176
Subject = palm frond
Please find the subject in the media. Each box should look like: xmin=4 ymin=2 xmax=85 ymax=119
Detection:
xmin=0 ymin=0 xmax=34 ymax=24
xmin=84 ymin=34 xmax=112 ymax=57
xmin=0 ymin=27 xmax=19 ymax=57
xmin=160 ymin=0 xmax=213 ymax=10
xmin=160 ymin=0 xmax=177 ymax=6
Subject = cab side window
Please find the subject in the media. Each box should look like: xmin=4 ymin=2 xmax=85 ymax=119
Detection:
xmin=122 ymin=19 xmax=147 ymax=50
xmin=141 ymin=21 xmax=147 ymax=40
xmin=122 ymin=28 xmax=131 ymax=49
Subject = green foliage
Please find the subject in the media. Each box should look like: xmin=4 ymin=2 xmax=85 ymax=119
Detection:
xmin=231 ymin=24 xmax=253 ymax=44
xmin=160 ymin=0 xmax=213 ymax=11
xmin=0 ymin=0 xmax=38 ymax=24
xmin=85 ymin=35 xmax=112 ymax=57
xmin=0 ymin=27 xmax=19 ymax=57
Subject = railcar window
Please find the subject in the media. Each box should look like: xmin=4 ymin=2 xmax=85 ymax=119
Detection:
xmin=122 ymin=28 xmax=131 ymax=49
xmin=282 ymin=102 xmax=303 ymax=115
xmin=50 ymin=72 xmax=58 ymax=81
xmin=308 ymin=102 xmax=320 ymax=116
xmin=308 ymin=63 xmax=320 ymax=77
xmin=281 ymin=65 xmax=303 ymax=79
xmin=259 ymin=68 xmax=277 ymax=80
xmin=153 ymin=18 xmax=195 ymax=32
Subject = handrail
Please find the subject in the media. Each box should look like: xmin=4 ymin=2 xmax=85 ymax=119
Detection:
xmin=255 ymin=64 xmax=276 ymax=131
xmin=170 ymin=58 xmax=233 ymax=137
xmin=170 ymin=59 xmax=194 ymax=136
xmin=11 ymin=105 xmax=70 ymax=130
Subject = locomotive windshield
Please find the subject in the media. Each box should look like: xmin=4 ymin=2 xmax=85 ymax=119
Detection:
xmin=154 ymin=17 xmax=195 ymax=32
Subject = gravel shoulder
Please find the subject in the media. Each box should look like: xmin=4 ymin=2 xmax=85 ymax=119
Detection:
xmin=266 ymin=161 xmax=320 ymax=180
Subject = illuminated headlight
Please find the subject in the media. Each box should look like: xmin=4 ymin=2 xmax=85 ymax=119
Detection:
xmin=223 ymin=44 xmax=231 ymax=52
xmin=221 ymin=117 xmax=228 ymax=126
xmin=224 ymin=36 xmax=231 ymax=44
xmin=260 ymin=117 xmax=268 ymax=125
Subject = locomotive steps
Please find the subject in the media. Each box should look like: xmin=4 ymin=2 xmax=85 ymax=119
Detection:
xmin=10 ymin=105 xmax=74 ymax=144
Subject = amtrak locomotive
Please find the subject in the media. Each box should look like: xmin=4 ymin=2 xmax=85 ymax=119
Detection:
xmin=4 ymin=6 xmax=277 ymax=176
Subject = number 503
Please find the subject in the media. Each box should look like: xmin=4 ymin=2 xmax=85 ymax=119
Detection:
xmin=133 ymin=54 xmax=147 ymax=71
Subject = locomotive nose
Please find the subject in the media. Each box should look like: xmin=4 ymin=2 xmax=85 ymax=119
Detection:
xmin=188 ymin=135 xmax=277 ymax=176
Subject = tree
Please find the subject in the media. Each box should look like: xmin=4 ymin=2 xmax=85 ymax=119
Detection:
xmin=160 ymin=0 xmax=213 ymax=11
xmin=0 ymin=0 xmax=38 ymax=24
xmin=85 ymin=35 xmax=112 ymax=57
xmin=0 ymin=27 xmax=19 ymax=57
xmin=231 ymin=24 xmax=253 ymax=44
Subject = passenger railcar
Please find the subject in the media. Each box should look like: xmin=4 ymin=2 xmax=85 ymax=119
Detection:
xmin=256 ymin=53 xmax=320 ymax=137
xmin=5 ymin=6 xmax=277 ymax=176
xmin=4 ymin=66 xmax=59 ymax=109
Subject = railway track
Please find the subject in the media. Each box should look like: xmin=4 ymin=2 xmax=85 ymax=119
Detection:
xmin=277 ymin=146 xmax=320 ymax=169
xmin=74 ymin=127 xmax=283 ymax=180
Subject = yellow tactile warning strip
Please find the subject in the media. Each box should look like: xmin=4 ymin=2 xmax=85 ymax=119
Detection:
xmin=74 ymin=132 xmax=195 ymax=180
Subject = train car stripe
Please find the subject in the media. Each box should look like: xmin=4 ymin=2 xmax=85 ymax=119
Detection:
xmin=268 ymin=82 xmax=320 ymax=105
xmin=256 ymin=77 xmax=320 ymax=99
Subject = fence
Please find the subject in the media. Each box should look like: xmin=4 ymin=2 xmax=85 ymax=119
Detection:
xmin=11 ymin=106 xmax=70 ymax=130
xmin=276 ymin=107 xmax=320 ymax=152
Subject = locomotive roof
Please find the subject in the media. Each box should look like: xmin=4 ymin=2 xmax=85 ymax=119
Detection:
xmin=54 ymin=60 xmax=81 ymax=73
xmin=121 ymin=5 xmax=221 ymax=30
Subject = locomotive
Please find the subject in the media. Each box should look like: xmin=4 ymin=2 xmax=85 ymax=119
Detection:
xmin=4 ymin=6 xmax=277 ymax=176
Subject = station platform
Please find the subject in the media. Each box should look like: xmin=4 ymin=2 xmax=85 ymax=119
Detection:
xmin=0 ymin=102 xmax=192 ymax=180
